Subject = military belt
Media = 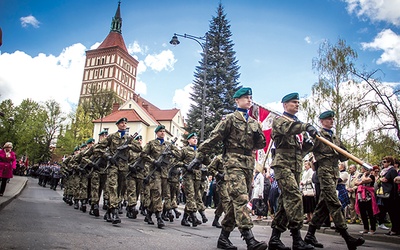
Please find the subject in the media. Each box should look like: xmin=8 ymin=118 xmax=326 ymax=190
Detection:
xmin=226 ymin=148 xmax=252 ymax=156
xmin=275 ymin=148 xmax=302 ymax=154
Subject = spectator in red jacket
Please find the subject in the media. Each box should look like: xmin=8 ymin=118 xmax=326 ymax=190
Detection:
xmin=0 ymin=142 xmax=17 ymax=196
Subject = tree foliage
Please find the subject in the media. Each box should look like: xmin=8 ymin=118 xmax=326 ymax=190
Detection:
xmin=185 ymin=3 xmax=241 ymax=144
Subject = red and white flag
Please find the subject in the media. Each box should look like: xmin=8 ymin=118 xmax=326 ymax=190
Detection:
xmin=250 ymin=103 xmax=276 ymax=162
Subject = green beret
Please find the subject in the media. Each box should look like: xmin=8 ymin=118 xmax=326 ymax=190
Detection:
xmin=116 ymin=117 xmax=128 ymax=124
xmin=319 ymin=110 xmax=335 ymax=119
xmin=155 ymin=125 xmax=165 ymax=133
xmin=233 ymin=87 xmax=252 ymax=98
xmin=134 ymin=135 xmax=142 ymax=141
xmin=281 ymin=92 xmax=299 ymax=103
xmin=98 ymin=130 xmax=108 ymax=136
xmin=80 ymin=143 xmax=87 ymax=149
xmin=74 ymin=146 xmax=79 ymax=152
xmin=86 ymin=138 xmax=95 ymax=144
xmin=187 ymin=132 xmax=197 ymax=140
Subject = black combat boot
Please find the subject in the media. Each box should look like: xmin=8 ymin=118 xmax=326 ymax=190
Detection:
xmin=104 ymin=208 xmax=112 ymax=222
xmin=89 ymin=204 xmax=95 ymax=216
xmin=126 ymin=206 xmax=138 ymax=219
xmin=73 ymin=199 xmax=79 ymax=209
xmin=145 ymin=210 xmax=154 ymax=225
xmin=80 ymin=200 xmax=87 ymax=213
xmin=102 ymin=199 xmax=109 ymax=210
xmin=217 ymin=229 xmax=238 ymax=250
xmin=268 ymin=228 xmax=290 ymax=250
xmin=338 ymin=228 xmax=365 ymax=250
xmin=68 ymin=196 xmax=73 ymax=206
xmin=199 ymin=210 xmax=208 ymax=223
xmin=181 ymin=212 xmax=190 ymax=227
xmin=161 ymin=208 xmax=169 ymax=221
xmin=213 ymin=215 xmax=222 ymax=228
xmin=239 ymin=228 xmax=268 ymax=250
xmin=167 ymin=209 xmax=174 ymax=222
xmin=290 ymin=228 xmax=314 ymax=250
xmin=111 ymin=208 xmax=121 ymax=224
xmin=304 ymin=225 xmax=324 ymax=248
xmin=93 ymin=204 xmax=100 ymax=217
xmin=155 ymin=211 xmax=165 ymax=229
xmin=140 ymin=205 xmax=147 ymax=216
xmin=173 ymin=208 xmax=181 ymax=219
xmin=189 ymin=212 xmax=201 ymax=227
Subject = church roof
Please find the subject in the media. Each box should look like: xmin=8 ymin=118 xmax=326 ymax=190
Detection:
xmin=97 ymin=32 xmax=128 ymax=53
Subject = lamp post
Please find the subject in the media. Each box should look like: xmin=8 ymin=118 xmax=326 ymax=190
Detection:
xmin=170 ymin=33 xmax=208 ymax=142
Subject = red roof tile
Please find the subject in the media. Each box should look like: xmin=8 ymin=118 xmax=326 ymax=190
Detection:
xmin=93 ymin=109 xmax=149 ymax=126
xmin=97 ymin=32 xmax=128 ymax=53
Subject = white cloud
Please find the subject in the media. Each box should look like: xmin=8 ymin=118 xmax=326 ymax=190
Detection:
xmin=135 ymin=80 xmax=147 ymax=95
xmin=127 ymin=41 xmax=146 ymax=55
xmin=172 ymin=84 xmax=193 ymax=118
xmin=361 ymin=29 xmax=400 ymax=67
xmin=20 ymin=15 xmax=40 ymax=28
xmin=0 ymin=43 xmax=86 ymax=114
xmin=90 ymin=42 xmax=101 ymax=50
xmin=344 ymin=0 xmax=400 ymax=26
xmin=304 ymin=36 xmax=311 ymax=44
xmin=144 ymin=50 xmax=176 ymax=72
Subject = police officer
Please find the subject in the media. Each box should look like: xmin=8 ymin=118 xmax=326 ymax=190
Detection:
xmin=193 ymin=87 xmax=268 ymax=250
xmin=304 ymin=111 xmax=365 ymax=250
xmin=268 ymin=93 xmax=315 ymax=250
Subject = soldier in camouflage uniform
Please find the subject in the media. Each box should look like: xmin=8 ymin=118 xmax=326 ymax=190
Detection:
xmin=97 ymin=117 xmax=142 ymax=224
xmin=176 ymin=133 xmax=203 ymax=227
xmin=61 ymin=149 xmax=77 ymax=206
xmin=131 ymin=135 xmax=149 ymax=216
xmin=207 ymin=154 xmax=230 ymax=228
xmin=304 ymin=111 xmax=365 ymax=250
xmin=81 ymin=133 xmax=108 ymax=217
xmin=125 ymin=135 xmax=144 ymax=219
xmin=193 ymin=87 xmax=268 ymax=250
xmin=71 ymin=143 xmax=90 ymax=213
xmin=268 ymin=92 xmax=315 ymax=250
xmin=142 ymin=125 xmax=180 ymax=229
xmin=68 ymin=145 xmax=85 ymax=210
xmin=167 ymin=159 xmax=182 ymax=220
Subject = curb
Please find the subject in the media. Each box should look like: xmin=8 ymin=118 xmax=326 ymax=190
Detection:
xmin=252 ymin=219 xmax=400 ymax=245
xmin=0 ymin=177 xmax=28 ymax=211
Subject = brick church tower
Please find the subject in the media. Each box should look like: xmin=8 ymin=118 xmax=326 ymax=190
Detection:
xmin=79 ymin=2 xmax=139 ymax=104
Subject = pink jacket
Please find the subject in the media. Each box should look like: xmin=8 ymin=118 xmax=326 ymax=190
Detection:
xmin=0 ymin=149 xmax=16 ymax=179
xmin=355 ymin=185 xmax=380 ymax=216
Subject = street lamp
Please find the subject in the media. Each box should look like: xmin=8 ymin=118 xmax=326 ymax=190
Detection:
xmin=170 ymin=33 xmax=208 ymax=142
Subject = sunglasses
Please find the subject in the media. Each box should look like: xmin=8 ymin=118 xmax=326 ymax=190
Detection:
xmin=382 ymin=160 xmax=387 ymax=163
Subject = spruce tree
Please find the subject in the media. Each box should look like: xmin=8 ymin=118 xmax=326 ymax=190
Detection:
xmin=185 ymin=3 xmax=241 ymax=142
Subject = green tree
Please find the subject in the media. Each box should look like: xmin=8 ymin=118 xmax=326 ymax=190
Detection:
xmin=0 ymin=99 xmax=16 ymax=145
xmin=185 ymin=3 xmax=241 ymax=143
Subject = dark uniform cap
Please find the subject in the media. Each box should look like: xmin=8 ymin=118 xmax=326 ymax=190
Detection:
xmin=281 ymin=92 xmax=299 ymax=103
xmin=86 ymin=138 xmax=95 ymax=144
xmin=155 ymin=125 xmax=165 ymax=133
xmin=115 ymin=117 xmax=128 ymax=125
xmin=134 ymin=135 xmax=142 ymax=141
xmin=319 ymin=110 xmax=335 ymax=119
xmin=187 ymin=132 xmax=197 ymax=140
xmin=80 ymin=143 xmax=87 ymax=148
xmin=74 ymin=146 xmax=79 ymax=151
xmin=233 ymin=87 xmax=252 ymax=98
xmin=98 ymin=130 xmax=108 ymax=136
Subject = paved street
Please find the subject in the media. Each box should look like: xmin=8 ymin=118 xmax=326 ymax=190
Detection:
xmin=0 ymin=177 xmax=399 ymax=250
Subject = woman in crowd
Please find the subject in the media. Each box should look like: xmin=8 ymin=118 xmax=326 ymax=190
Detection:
xmin=355 ymin=166 xmax=378 ymax=235
xmin=337 ymin=162 xmax=350 ymax=213
xmin=0 ymin=142 xmax=17 ymax=196
xmin=378 ymin=156 xmax=400 ymax=236
xmin=251 ymin=163 xmax=265 ymax=220
xmin=300 ymin=160 xmax=316 ymax=224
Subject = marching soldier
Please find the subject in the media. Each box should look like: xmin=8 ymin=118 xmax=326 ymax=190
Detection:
xmin=304 ymin=111 xmax=365 ymax=250
xmin=71 ymin=143 xmax=90 ymax=212
xmin=97 ymin=117 xmax=142 ymax=224
xmin=192 ymin=87 xmax=268 ymax=250
xmin=61 ymin=148 xmax=79 ymax=206
xmin=177 ymin=132 xmax=203 ymax=227
xmin=268 ymin=92 xmax=315 ymax=250
xmin=142 ymin=125 xmax=180 ymax=228
xmin=207 ymin=154 xmax=230 ymax=228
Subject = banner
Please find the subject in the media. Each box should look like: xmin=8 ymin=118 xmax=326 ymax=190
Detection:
xmin=249 ymin=103 xmax=276 ymax=162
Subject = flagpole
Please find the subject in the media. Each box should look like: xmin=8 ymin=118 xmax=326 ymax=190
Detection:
xmin=253 ymin=102 xmax=372 ymax=171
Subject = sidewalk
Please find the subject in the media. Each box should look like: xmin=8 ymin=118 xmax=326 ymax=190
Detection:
xmin=0 ymin=176 xmax=28 ymax=211
xmin=250 ymin=215 xmax=400 ymax=245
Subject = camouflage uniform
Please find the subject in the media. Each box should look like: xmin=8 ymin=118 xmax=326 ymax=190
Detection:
xmin=309 ymin=128 xmax=348 ymax=229
xmin=142 ymin=139 xmax=179 ymax=213
xmin=197 ymin=110 xmax=266 ymax=232
xmin=61 ymin=155 xmax=74 ymax=205
xmin=270 ymin=114 xmax=312 ymax=232
xmin=167 ymin=162 xmax=181 ymax=212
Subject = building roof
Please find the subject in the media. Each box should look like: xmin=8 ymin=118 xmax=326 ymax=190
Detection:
xmin=94 ymin=108 xmax=150 ymax=126
xmin=97 ymin=32 xmax=128 ymax=53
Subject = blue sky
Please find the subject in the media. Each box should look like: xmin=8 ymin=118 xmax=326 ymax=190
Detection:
xmin=0 ymin=0 xmax=399 ymax=118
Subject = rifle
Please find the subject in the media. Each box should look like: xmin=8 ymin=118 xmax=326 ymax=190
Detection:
xmin=126 ymin=156 xmax=145 ymax=177
xmin=167 ymin=164 xmax=181 ymax=180
xmin=144 ymin=137 xmax=178 ymax=184
xmin=104 ymin=131 xmax=139 ymax=171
